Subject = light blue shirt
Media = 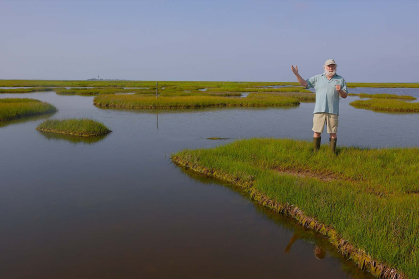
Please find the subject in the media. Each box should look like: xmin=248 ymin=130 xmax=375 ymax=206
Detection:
xmin=306 ymin=73 xmax=348 ymax=115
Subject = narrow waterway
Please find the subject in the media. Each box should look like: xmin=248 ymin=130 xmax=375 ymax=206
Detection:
xmin=1 ymin=90 xmax=417 ymax=278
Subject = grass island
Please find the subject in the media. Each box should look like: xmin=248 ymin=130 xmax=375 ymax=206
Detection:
xmin=350 ymin=99 xmax=419 ymax=113
xmin=348 ymin=93 xmax=416 ymax=100
xmin=93 ymin=93 xmax=302 ymax=109
xmin=0 ymin=98 xmax=57 ymax=122
xmin=36 ymin=119 xmax=111 ymax=137
xmin=172 ymin=138 xmax=419 ymax=278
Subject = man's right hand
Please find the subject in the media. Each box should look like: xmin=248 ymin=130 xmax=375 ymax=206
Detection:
xmin=291 ymin=65 xmax=308 ymax=88
xmin=291 ymin=65 xmax=299 ymax=75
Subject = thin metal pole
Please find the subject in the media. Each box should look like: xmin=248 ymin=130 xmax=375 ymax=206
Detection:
xmin=156 ymin=82 xmax=158 ymax=99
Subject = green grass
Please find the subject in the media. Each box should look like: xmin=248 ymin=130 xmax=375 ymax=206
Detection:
xmin=0 ymin=98 xmax=57 ymax=121
xmin=266 ymin=92 xmax=316 ymax=102
xmin=0 ymin=88 xmax=54 ymax=93
xmin=93 ymin=93 xmax=301 ymax=109
xmin=350 ymin=99 xmax=419 ymax=112
xmin=159 ymin=91 xmax=242 ymax=97
xmin=54 ymin=88 xmax=155 ymax=96
xmin=349 ymin=93 xmax=416 ymax=100
xmin=172 ymin=139 xmax=419 ymax=278
xmin=36 ymin=118 xmax=111 ymax=137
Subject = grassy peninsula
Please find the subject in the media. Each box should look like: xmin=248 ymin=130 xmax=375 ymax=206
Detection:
xmin=0 ymin=98 xmax=57 ymax=121
xmin=93 ymin=93 xmax=301 ymax=109
xmin=36 ymin=119 xmax=111 ymax=137
xmin=172 ymin=139 xmax=419 ymax=278
xmin=350 ymin=99 xmax=419 ymax=113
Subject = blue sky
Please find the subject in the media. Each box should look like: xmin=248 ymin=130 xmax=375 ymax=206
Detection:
xmin=1 ymin=0 xmax=418 ymax=82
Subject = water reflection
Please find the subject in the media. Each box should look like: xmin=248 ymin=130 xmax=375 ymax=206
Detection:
xmin=0 ymin=113 xmax=55 ymax=128
xmin=284 ymin=232 xmax=326 ymax=260
xmin=176 ymin=166 xmax=374 ymax=279
xmin=37 ymin=131 xmax=108 ymax=145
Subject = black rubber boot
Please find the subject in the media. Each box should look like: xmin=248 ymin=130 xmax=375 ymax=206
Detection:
xmin=313 ymin=137 xmax=321 ymax=152
xmin=330 ymin=138 xmax=337 ymax=154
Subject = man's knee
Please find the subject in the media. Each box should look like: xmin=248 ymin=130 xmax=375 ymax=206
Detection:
xmin=330 ymin=133 xmax=337 ymax=139
xmin=313 ymin=132 xmax=321 ymax=138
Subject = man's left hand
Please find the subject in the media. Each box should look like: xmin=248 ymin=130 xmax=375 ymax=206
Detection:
xmin=335 ymin=85 xmax=341 ymax=91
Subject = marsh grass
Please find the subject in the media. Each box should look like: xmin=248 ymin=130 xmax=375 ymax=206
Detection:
xmin=268 ymin=92 xmax=316 ymax=102
xmin=0 ymin=88 xmax=54 ymax=93
xmin=36 ymin=119 xmax=111 ymax=137
xmin=349 ymin=93 xmax=416 ymax=100
xmin=172 ymin=138 xmax=419 ymax=278
xmin=0 ymin=98 xmax=57 ymax=121
xmin=93 ymin=93 xmax=300 ymax=109
xmin=350 ymin=99 xmax=419 ymax=112
xmin=159 ymin=92 xmax=242 ymax=97
xmin=54 ymin=88 xmax=155 ymax=96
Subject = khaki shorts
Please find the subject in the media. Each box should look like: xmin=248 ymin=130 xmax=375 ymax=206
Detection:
xmin=312 ymin=113 xmax=338 ymax=133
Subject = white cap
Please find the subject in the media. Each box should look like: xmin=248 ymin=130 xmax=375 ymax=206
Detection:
xmin=324 ymin=59 xmax=336 ymax=66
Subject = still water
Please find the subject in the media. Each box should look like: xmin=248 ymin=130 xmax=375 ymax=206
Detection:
xmin=1 ymin=89 xmax=418 ymax=278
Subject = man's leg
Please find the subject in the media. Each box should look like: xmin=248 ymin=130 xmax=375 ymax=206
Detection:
xmin=327 ymin=114 xmax=338 ymax=153
xmin=312 ymin=114 xmax=325 ymax=152
xmin=313 ymin=132 xmax=321 ymax=152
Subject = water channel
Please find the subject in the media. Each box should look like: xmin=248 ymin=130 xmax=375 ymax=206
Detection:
xmin=1 ymin=89 xmax=419 ymax=278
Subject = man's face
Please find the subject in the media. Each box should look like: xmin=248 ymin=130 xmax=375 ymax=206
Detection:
xmin=324 ymin=64 xmax=336 ymax=76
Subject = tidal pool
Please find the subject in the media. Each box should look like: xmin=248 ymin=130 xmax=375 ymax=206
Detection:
xmin=1 ymin=91 xmax=418 ymax=278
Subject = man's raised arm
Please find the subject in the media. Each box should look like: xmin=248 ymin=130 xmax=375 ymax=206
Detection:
xmin=291 ymin=65 xmax=308 ymax=88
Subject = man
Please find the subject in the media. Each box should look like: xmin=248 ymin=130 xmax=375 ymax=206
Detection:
xmin=291 ymin=59 xmax=348 ymax=153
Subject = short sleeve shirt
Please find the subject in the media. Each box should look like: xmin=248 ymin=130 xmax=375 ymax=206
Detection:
xmin=306 ymin=73 xmax=348 ymax=115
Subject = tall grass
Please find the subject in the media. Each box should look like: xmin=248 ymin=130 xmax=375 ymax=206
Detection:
xmin=36 ymin=118 xmax=111 ymax=137
xmin=257 ymin=92 xmax=316 ymax=103
xmin=0 ymin=98 xmax=57 ymax=121
xmin=350 ymin=99 xmax=419 ymax=112
xmin=93 ymin=93 xmax=300 ymax=109
xmin=172 ymin=138 xmax=419 ymax=278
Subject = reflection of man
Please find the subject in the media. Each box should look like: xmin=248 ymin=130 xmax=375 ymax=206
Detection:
xmin=284 ymin=232 xmax=326 ymax=260
xmin=291 ymin=59 xmax=348 ymax=153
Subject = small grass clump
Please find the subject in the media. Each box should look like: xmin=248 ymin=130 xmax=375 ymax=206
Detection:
xmin=350 ymin=99 xmax=419 ymax=113
xmin=93 ymin=93 xmax=300 ymax=109
xmin=172 ymin=139 xmax=419 ymax=278
xmin=349 ymin=93 xmax=416 ymax=100
xmin=0 ymin=98 xmax=57 ymax=121
xmin=36 ymin=119 xmax=111 ymax=137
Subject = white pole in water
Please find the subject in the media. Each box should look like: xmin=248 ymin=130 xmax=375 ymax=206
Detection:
xmin=156 ymin=82 xmax=158 ymax=99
